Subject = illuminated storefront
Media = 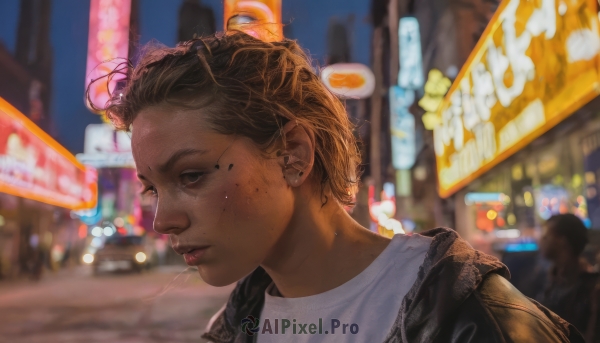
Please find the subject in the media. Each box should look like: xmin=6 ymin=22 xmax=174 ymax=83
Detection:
xmin=0 ymin=98 xmax=98 ymax=278
xmin=429 ymin=0 xmax=600 ymax=253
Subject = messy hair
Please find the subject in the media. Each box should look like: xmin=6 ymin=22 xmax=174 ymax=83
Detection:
xmin=87 ymin=31 xmax=361 ymax=206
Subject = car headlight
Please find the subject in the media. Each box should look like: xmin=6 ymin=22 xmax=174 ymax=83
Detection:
xmin=82 ymin=253 xmax=94 ymax=264
xmin=135 ymin=252 xmax=147 ymax=263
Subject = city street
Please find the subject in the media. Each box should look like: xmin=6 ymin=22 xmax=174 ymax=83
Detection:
xmin=0 ymin=266 xmax=234 ymax=343
xmin=1 ymin=0 xmax=600 ymax=341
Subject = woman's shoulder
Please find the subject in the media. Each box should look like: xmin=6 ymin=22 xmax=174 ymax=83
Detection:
xmin=456 ymin=274 xmax=583 ymax=342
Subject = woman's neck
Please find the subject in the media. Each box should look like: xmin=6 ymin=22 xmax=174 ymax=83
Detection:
xmin=261 ymin=192 xmax=391 ymax=298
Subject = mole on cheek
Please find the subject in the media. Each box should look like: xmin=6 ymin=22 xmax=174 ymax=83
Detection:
xmin=228 ymin=164 xmax=234 ymax=171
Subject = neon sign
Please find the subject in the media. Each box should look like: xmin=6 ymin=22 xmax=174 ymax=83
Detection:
xmin=85 ymin=0 xmax=131 ymax=113
xmin=321 ymin=63 xmax=376 ymax=99
xmin=418 ymin=69 xmax=451 ymax=130
xmin=389 ymin=86 xmax=416 ymax=169
xmin=398 ymin=17 xmax=423 ymax=89
xmin=433 ymin=0 xmax=600 ymax=198
xmin=224 ymin=0 xmax=282 ymax=42
xmin=0 ymin=98 xmax=98 ymax=210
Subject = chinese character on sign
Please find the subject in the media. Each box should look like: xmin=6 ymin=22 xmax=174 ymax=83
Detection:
xmin=418 ymin=69 xmax=451 ymax=130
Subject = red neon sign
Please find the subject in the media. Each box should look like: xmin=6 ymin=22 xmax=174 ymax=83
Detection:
xmin=85 ymin=0 xmax=131 ymax=113
xmin=0 ymin=98 xmax=98 ymax=210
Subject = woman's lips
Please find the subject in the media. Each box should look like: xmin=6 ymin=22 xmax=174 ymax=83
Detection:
xmin=183 ymin=247 xmax=209 ymax=265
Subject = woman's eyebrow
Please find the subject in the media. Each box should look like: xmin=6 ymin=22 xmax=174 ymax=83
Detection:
xmin=159 ymin=148 xmax=209 ymax=172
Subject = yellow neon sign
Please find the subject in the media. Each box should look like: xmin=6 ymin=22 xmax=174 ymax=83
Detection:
xmin=434 ymin=0 xmax=600 ymax=198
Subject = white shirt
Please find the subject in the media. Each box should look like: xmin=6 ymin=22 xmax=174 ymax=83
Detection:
xmin=256 ymin=233 xmax=432 ymax=343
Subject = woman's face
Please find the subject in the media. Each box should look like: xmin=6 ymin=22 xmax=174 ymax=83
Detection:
xmin=131 ymin=104 xmax=294 ymax=286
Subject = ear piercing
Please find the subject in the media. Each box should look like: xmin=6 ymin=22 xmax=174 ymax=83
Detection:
xmin=279 ymin=150 xmax=309 ymax=181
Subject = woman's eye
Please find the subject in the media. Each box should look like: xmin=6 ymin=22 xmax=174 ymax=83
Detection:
xmin=181 ymin=172 xmax=204 ymax=185
xmin=141 ymin=186 xmax=158 ymax=197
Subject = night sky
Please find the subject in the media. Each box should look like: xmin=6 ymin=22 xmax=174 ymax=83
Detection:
xmin=0 ymin=0 xmax=372 ymax=154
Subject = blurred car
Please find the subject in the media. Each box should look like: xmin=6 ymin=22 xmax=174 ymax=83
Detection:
xmin=92 ymin=235 xmax=155 ymax=274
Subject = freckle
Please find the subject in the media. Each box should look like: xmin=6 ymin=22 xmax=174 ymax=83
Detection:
xmin=256 ymin=188 xmax=259 ymax=192
xmin=214 ymin=164 xmax=220 ymax=169
xmin=236 ymin=184 xmax=239 ymax=187
xmin=228 ymin=164 xmax=233 ymax=171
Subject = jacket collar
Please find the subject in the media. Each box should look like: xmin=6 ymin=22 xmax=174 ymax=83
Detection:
xmin=387 ymin=228 xmax=510 ymax=342
xmin=202 ymin=228 xmax=510 ymax=343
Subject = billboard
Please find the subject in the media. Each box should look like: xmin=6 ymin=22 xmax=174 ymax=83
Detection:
xmin=433 ymin=0 xmax=600 ymax=198
xmin=83 ymin=124 xmax=131 ymax=154
xmin=320 ymin=63 xmax=376 ymax=99
xmin=0 ymin=98 xmax=98 ymax=210
xmin=224 ymin=0 xmax=282 ymax=42
xmin=85 ymin=0 xmax=132 ymax=113
xmin=76 ymin=124 xmax=134 ymax=168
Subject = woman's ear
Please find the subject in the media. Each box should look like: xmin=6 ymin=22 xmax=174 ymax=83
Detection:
xmin=277 ymin=120 xmax=315 ymax=187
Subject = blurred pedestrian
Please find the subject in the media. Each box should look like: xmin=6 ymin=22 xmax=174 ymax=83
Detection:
xmin=89 ymin=32 xmax=585 ymax=343
xmin=538 ymin=214 xmax=600 ymax=342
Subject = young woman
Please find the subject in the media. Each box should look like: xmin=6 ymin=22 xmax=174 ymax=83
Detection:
xmin=92 ymin=32 xmax=583 ymax=342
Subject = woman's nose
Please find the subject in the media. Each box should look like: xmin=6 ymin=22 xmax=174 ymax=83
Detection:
xmin=153 ymin=197 xmax=190 ymax=235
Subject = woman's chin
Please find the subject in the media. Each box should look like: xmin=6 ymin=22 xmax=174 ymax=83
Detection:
xmin=197 ymin=265 xmax=256 ymax=287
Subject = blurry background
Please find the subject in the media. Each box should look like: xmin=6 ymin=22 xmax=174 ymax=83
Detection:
xmin=0 ymin=0 xmax=600 ymax=342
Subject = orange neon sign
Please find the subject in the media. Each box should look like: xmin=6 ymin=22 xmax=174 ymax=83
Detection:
xmin=328 ymin=73 xmax=366 ymax=89
xmin=0 ymin=98 xmax=98 ymax=210
xmin=320 ymin=63 xmax=376 ymax=99
xmin=433 ymin=0 xmax=600 ymax=198
xmin=224 ymin=0 xmax=283 ymax=42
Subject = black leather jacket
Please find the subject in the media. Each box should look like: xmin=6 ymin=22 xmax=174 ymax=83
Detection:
xmin=203 ymin=228 xmax=585 ymax=342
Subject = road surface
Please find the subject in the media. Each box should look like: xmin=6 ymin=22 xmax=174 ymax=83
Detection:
xmin=0 ymin=265 xmax=234 ymax=343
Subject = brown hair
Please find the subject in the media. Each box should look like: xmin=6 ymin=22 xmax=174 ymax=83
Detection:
xmin=88 ymin=32 xmax=361 ymax=205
